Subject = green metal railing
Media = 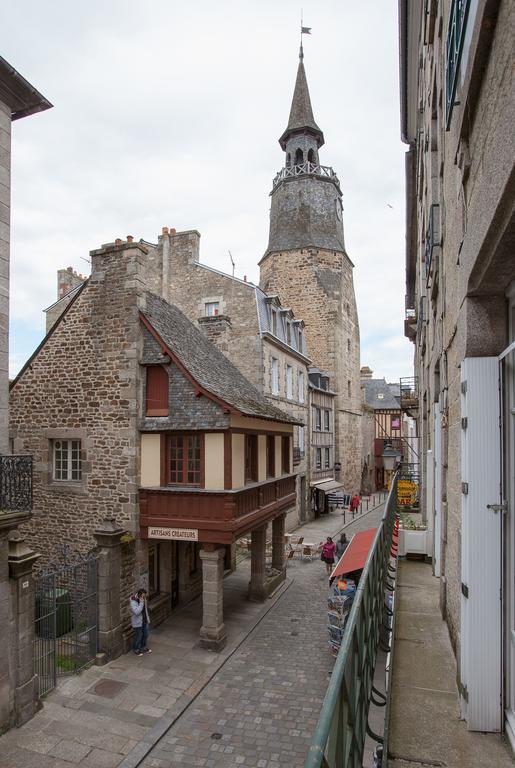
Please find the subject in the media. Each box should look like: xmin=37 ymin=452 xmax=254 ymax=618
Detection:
xmin=305 ymin=477 xmax=399 ymax=768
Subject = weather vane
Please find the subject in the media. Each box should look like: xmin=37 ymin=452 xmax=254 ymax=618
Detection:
xmin=300 ymin=11 xmax=311 ymax=60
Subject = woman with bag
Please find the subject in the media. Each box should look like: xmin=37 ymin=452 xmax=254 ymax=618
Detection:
xmin=320 ymin=536 xmax=337 ymax=576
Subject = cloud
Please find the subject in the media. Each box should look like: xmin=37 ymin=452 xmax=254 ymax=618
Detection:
xmin=5 ymin=0 xmax=411 ymax=382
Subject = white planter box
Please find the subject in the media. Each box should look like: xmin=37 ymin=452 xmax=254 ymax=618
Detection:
xmin=398 ymin=528 xmax=427 ymax=557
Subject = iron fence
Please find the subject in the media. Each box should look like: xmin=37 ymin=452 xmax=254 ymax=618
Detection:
xmin=304 ymin=477 xmax=399 ymax=768
xmin=0 ymin=454 xmax=32 ymax=511
xmin=34 ymin=546 xmax=98 ymax=697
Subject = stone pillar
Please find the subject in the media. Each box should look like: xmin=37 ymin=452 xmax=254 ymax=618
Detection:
xmin=8 ymin=531 xmax=40 ymax=727
xmin=0 ymin=510 xmax=31 ymax=735
xmin=199 ymin=545 xmax=226 ymax=651
xmin=249 ymin=525 xmax=267 ymax=602
xmin=93 ymin=519 xmax=125 ymax=662
xmin=0 ymin=528 xmax=11 ymax=734
xmin=272 ymin=514 xmax=286 ymax=572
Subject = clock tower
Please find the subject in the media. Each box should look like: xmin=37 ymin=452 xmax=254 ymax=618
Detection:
xmin=259 ymin=47 xmax=362 ymax=491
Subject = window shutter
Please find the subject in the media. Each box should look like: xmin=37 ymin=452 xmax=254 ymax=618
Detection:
xmin=146 ymin=366 xmax=169 ymax=416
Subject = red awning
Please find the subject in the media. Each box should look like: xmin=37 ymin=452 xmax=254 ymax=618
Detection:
xmin=330 ymin=528 xmax=377 ymax=579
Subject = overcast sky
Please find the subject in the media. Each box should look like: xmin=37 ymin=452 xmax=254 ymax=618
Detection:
xmin=3 ymin=0 xmax=413 ymax=382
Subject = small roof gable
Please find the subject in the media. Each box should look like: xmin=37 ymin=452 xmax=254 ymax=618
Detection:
xmin=362 ymin=378 xmax=401 ymax=410
xmin=141 ymin=293 xmax=301 ymax=425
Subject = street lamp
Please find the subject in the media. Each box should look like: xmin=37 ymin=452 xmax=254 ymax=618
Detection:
xmin=382 ymin=445 xmax=402 ymax=472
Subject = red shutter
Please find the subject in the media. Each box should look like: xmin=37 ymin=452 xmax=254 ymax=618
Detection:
xmin=146 ymin=366 xmax=169 ymax=416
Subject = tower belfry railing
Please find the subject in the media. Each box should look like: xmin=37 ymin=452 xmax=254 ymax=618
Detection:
xmin=273 ymin=162 xmax=339 ymax=190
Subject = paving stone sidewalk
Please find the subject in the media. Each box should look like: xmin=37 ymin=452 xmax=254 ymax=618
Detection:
xmin=0 ymin=501 xmax=385 ymax=768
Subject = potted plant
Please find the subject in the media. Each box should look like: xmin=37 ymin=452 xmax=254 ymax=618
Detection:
xmin=398 ymin=513 xmax=428 ymax=557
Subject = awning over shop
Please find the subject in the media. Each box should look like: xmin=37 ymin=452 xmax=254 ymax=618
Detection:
xmin=309 ymin=479 xmax=345 ymax=494
xmin=330 ymin=527 xmax=377 ymax=579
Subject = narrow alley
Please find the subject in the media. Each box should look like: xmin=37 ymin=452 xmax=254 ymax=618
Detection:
xmin=0 ymin=505 xmax=385 ymax=768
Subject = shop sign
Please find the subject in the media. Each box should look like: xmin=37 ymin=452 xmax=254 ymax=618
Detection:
xmin=148 ymin=526 xmax=198 ymax=541
xmin=397 ymin=480 xmax=418 ymax=506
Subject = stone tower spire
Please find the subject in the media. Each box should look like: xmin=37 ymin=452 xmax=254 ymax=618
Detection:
xmin=259 ymin=51 xmax=362 ymax=493
xmin=278 ymin=46 xmax=324 ymax=151
xmin=264 ymin=51 xmax=345 ymax=258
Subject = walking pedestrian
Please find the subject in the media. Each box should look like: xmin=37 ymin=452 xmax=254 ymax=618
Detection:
xmin=320 ymin=536 xmax=337 ymax=577
xmin=129 ymin=588 xmax=152 ymax=656
xmin=335 ymin=533 xmax=349 ymax=560
xmin=350 ymin=493 xmax=360 ymax=515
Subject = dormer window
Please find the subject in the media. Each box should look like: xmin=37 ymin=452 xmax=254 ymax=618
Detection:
xmin=205 ymin=302 xmax=220 ymax=317
xmin=286 ymin=321 xmax=292 ymax=345
xmin=270 ymin=307 xmax=278 ymax=336
xmin=146 ymin=365 xmax=169 ymax=417
xmin=297 ymin=328 xmax=304 ymax=352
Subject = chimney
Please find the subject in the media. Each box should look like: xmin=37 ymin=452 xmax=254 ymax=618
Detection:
xmin=360 ymin=366 xmax=373 ymax=380
xmin=57 ymin=266 xmax=87 ymax=300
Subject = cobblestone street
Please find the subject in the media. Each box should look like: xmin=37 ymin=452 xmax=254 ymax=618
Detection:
xmin=0 ymin=502 xmax=385 ymax=768
xmin=137 ymin=504 xmax=386 ymax=768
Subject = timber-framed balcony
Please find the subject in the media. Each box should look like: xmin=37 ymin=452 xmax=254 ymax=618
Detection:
xmin=139 ymin=474 xmax=296 ymax=545
xmin=0 ymin=455 xmax=33 ymax=512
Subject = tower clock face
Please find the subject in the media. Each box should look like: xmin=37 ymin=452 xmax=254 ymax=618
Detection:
xmin=335 ymin=198 xmax=343 ymax=221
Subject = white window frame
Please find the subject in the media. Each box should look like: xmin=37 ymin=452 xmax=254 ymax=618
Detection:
xmin=53 ymin=439 xmax=82 ymax=481
xmin=205 ymin=301 xmax=220 ymax=317
xmin=286 ymin=365 xmax=293 ymax=400
xmin=298 ymin=371 xmax=305 ymax=403
xmin=271 ymin=357 xmax=279 ymax=395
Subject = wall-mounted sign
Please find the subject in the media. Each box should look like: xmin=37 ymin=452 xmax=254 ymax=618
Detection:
xmin=148 ymin=526 xmax=198 ymax=542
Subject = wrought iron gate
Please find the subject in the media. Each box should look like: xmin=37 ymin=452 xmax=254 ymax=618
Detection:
xmin=34 ymin=547 xmax=98 ymax=697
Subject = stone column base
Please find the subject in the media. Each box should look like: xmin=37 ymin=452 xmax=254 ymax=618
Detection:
xmin=199 ymin=624 xmax=227 ymax=652
xmin=98 ymin=625 xmax=123 ymax=660
xmin=248 ymin=568 xmax=286 ymax=602
xmin=14 ymin=675 xmax=38 ymax=727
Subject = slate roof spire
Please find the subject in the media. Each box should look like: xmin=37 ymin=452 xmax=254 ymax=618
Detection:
xmin=279 ymin=47 xmax=324 ymax=150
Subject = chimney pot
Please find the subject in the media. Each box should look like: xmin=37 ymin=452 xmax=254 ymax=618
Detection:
xmin=127 ymin=235 xmax=134 ymax=243
xmin=243 ymin=275 xmax=247 ymax=282
xmin=162 ymin=226 xmax=169 ymax=235
xmin=170 ymin=228 xmax=177 ymax=234
xmin=115 ymin=238 xmax=122 ymax=245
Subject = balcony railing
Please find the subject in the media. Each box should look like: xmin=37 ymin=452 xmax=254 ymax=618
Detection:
xmin=272 ymin=163 xmax=340 ymax=190
xmin=293 ymin=447 xmax=305 ymax=466
xmin=424 ymin=204 xmax=440 ymax=284
xmin=400 ymin=376 xmax=419 ymax=415
xmin=0 ymin=455 xmax=33 ymax=512
xmin=304 ymin=476 xmax=399 ymax=768
xmin=445 ymin=0 xmax=471 ymax=128
xmin=139 ymin=475 xmax=297 ymax=536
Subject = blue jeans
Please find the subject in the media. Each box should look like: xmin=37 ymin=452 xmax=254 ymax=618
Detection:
xmin=133 ymin=624 xmax=149 ymax=653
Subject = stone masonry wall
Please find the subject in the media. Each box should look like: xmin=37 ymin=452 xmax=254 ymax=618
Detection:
xmin=163 ymin=231 xmax=264 ymax=391
xmin=260 ymin=247 xmax=362 ymax=492
xmin=411 ymin=0 xmax=515 ymax=664
xmin=9 ymin=243 xmax=148 ymax=572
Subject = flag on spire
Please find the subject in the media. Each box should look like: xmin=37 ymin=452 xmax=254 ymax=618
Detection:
xmin=301 ymin=26 xmax=311 ymax=34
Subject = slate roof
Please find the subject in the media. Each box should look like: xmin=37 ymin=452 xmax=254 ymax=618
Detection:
xmin=0 ymin=55 xmax=52 ymax=120
xmin=279 ymin=57 xmax=324 ymax=149
xmin=362 ymin=378 xmax=401 ymax=410
xmin=254 ymin=287 xmax=307 ymax=357
xmin=141 ymin=293 xmax=302 ymax=425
